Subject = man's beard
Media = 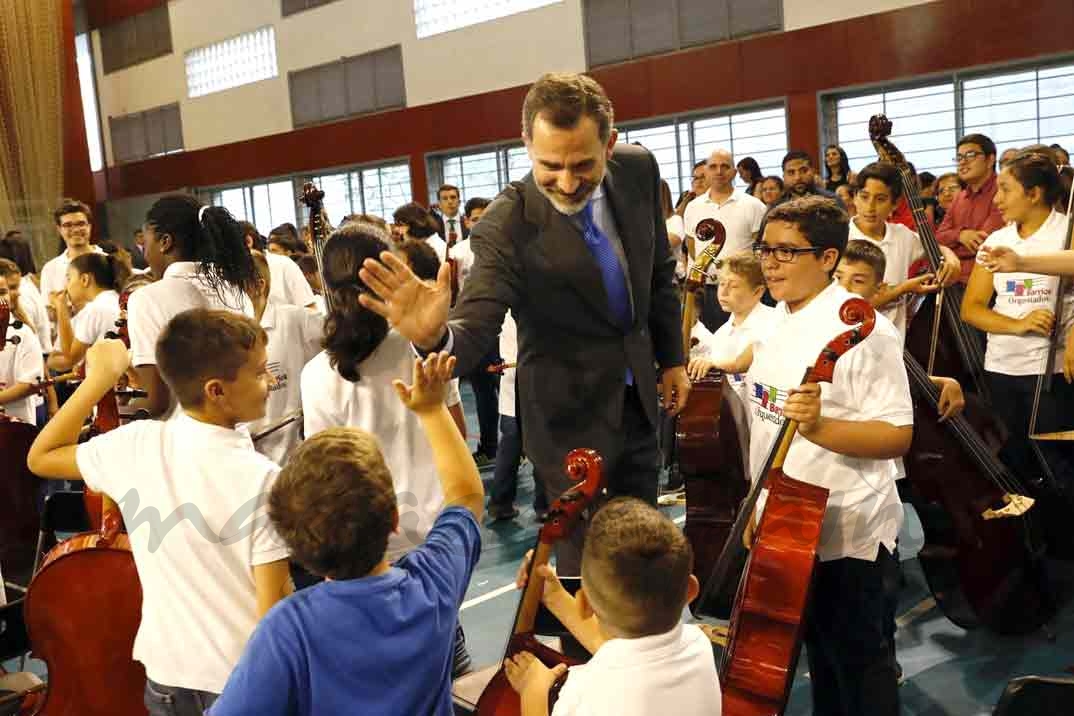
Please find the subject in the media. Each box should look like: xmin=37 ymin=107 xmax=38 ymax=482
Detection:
xmin=536 ymin=172 xmax=605 ymax=216
xmin=791 ymin=183 xmax=811 ymax=196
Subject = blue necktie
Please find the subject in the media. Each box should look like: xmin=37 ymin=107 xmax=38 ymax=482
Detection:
xmin=580 ymin=202 xmax=632 ymax=330
xmin=581 ymin=201 xmax=633 ymax=385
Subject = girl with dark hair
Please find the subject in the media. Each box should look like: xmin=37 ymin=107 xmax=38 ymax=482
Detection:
xmin=128 ymin=194 xmax=259 ymax=417
xmin=736 ymin=157 xmax=765 ymax=196
xmin=962 ymin=151 xmax=1074 ymax=488
xmin=299 ymin=223 xmax=472 ymax=676
xmin=392 ymin=202 xmax=447 ymax=262
xmin=48 ymin=252 xmax=130 ymax=369
xmin=824 ymin=145 xmax=853 ymax=192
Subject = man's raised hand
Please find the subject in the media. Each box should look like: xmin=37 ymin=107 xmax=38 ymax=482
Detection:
xmin=358 ymin=251 xmax=452 ymax=350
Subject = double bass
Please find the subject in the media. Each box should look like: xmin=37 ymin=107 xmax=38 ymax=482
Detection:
xmin=675 ymin=219 xmax=751 ymax=617
xmin=24 ymin=316 xmax=146 ymax=714
xmin=697 ymin=298 xmax=874 ymax=716
xmin=473 ymin=448 xmax=605 ymax=714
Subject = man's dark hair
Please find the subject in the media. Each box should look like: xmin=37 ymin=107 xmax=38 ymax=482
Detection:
xmin=392 ymin=203 xmax=440 ymax=239
xmin=692 ymin=160 xmax=706 ymax=172
xmin=957 ymin=133 xmax=997 ymax=164
xmin=855 ymin=161 xmax=904 ymax=201
xmin=782 ymin=150 xmax=813 ymax=170
xmin=395 ymin=238 xmax=441 ymax=281
xmin=522 ymin=72 xmax=614 ymax=143
xmin=270 ymin=428 xmax=397 ymax=580
xmin=464 ymin=197 xmax=491 ymax=218
xmin=765 ymin=196 xmax=850 ymax=268
xmin=54 ymin=198 xmax=92 ymax=225
xmin=437 ymin=184 xmax=460 ymax=200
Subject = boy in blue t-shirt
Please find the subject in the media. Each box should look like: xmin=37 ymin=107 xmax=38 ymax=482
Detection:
xmin=210 ymin=353 xmax=484 ymax=716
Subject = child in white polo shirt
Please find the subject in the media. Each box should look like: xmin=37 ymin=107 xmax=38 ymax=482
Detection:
xmin=0 ymin=270 xmax=45 ymax=423
xmin=713 ymin=196 xmax=911 ymax=716
xmin=507 ymin=498 xmax=721 ymax=716
xmin=686 ymin=251 xmax=776 ymax=407
xmin=128 ymin=194 xmax=259 ymax=418
xmin=849 ymin=161 xmax=961 ymax=336
xmin=48 ymin=252 xmax=128 ymax=369
xmin=245 ymin=250 xmax=324 ymax=465
xmin=28 ymin=309 xmax=293 ymax=715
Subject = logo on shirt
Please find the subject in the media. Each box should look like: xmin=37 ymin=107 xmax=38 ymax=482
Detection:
xmin=751 ymin=382 xmax=786 ymax=425
xmin=1005 ymin=278 xmax=1035 ymax=296
xmin=267 ymin=361 xmax=288 ymax=393
xmin=1000 ymin=277 xmax=1051 ymax=306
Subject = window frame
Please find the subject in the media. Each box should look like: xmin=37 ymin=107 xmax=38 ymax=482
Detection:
xmin=288 ymin=45 xmax=407 ymax=129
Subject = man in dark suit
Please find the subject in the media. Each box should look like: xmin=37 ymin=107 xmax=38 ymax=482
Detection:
xmin=130 ymin=228 xmax=149 ymax=270
xmin=431 ymin=184 xmax=470 ymax=244
xmin=358 ymin=73 xmax=689 ymax=571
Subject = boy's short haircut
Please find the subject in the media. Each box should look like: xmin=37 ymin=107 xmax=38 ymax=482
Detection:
xmin=717 ymin=251 xmax=764 ymax=290
xmin=395 ymin=238 xmax=441 ymax=281
xmin=270 ymin=427 xmax=397 ymax=580
xmin=842 ymin=240 xmax=887 ymax=283
xmin=855 ymin=161 xmax=904 ymax=201
xmin=0 ymin=257 xmax=19 ymax=277
xmin=249 ymin=249 xmax=271 ymax=290
xmin=765 ymin=196 xmax=850 ymax=265
xmin=464 ymin=197 xmax=491 ymax=218
xmin=581 ymin=498 xmax=693 ymax=637
xmin=156 ymin=308 xmax=267 ymax=409
xmin=54 ymin=198 xmax=92 ymax=224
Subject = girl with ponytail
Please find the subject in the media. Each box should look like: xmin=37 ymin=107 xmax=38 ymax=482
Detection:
xmin=129 ymin=194 xmax=258 ymax=417
xmin=48 ymin=252 xmax=130 ymax=368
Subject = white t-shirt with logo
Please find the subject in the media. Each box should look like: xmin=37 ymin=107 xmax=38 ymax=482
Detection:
xmin=848 ymin=219 xmax=925 ymax=337
xmin=747 ymin=282 xmax=912 ymax=562
xmin=301 ymin=330 xmax=462 ymax=562
xmin=693 ymin=303 xmax=777 ymax=406
xmin=245 ymin=303 xmax=324 ymax=465
xmin=71 ymin=290 xmax=121 ymax=346
xmin=75 ymin=412 xmax=289 ymax=694
xmin=978 ymin=211 xmax=1074 ymax=376
xmin=0 ymin=322 xmax=44 ymax=423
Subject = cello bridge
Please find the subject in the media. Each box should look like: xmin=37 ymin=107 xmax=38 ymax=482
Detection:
xmin=981 ymin=493 xmax=1035 ymax=520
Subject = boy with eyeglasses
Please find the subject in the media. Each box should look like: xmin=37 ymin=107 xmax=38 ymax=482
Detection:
xmin=713 ymin=196 xmax=910 ymax=716
xmin=936 ymin=133 xmax=1006 ymax=283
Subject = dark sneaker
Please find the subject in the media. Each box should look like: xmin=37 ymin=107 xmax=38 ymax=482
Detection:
xmin=472 ymin=451 xmax=494 ymax=469
xmin=488 ymin=505 xmax=520 ymax=522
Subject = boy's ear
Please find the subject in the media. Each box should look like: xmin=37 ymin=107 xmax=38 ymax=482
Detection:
xmin=577 ymin=586 xmax=595 ymax=620
xmin=685 ymin=574 xmax=700 ymax=605
xmin=204 ymin=377 xmax=225 ymax=403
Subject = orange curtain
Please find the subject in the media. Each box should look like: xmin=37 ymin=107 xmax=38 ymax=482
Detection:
xmin=0 ymin=0 xmax=65 ymax=266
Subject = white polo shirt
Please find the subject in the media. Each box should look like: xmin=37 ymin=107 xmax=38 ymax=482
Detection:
xmin=75 ymin=412 xmax=288 ymax=694
xmin=265 ymin=251 xmax=316 ymax=309
xmin=747 ymin=282 xmax=912 ymax=562
xmin=246 ymin=302 xmax=324 ymax=465
xmin=694 ymin=303 xmax=777 ymax=406
xmin=552 ymin=623 xmax=721 ymax=716
xmin=683 ymin=190 xmax=766 ymax=276
xmin=71 ymin=290 xmax=121 ymax=346
xmin=665 ymin=213 xmax=687 ymax=280
xmin=39 ymin=245 xmax=106 ymax=302
xmin=449 ymin=238 xmax=476 ymax=293
xmin=848 ymin=219 xmax=925 ymax=337
xmin=979 ymin=210 xmax=1074 ymax=376
xmin=301 ymin=330 xmax=461 ymax=562
xmin=0 ymin=322 xmax=44 ymax=423
xmin=498 ymin=312 xmax=518 ymax=417
xmin=18 ymin=292 xmax=52 ymax=354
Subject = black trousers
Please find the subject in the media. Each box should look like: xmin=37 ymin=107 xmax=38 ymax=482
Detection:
xmin=804 ymin=547 xmax=900 ymax=716
xmin=489 ymin=414 xmax=548 ymax=512
xmin=465 ymin=350 xmax=501 ymax=457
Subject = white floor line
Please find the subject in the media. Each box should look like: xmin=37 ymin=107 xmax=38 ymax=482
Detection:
xmin=461 ymin=513 xmax=688 ymax=612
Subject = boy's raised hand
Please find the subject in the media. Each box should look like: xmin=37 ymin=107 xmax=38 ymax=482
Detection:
xmin=392 ymin=352 xmax=456 ymax=413
xmin=85 ymin=338 xmax=131 ymax=386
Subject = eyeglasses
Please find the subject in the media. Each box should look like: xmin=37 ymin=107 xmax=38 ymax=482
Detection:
xmin=60 ymin=221 xmax=89 ymax=230
xmin=751 ymin=243 xmax=822 ymax=263
xmin=955 ymin=151 xmax=985 ymax=164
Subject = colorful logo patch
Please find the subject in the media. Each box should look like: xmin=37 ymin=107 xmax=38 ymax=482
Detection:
xmin=1005 ymin=278 xmax=1035 ymax=296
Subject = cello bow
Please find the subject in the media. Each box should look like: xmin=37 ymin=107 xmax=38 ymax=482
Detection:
xmin=473 ymin=449 xmax=605 ymax=715
xmin=697 ymin=298 xmax=876 ymax=716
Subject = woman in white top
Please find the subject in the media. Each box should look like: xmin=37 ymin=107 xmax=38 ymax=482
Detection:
xmin=962 ymin=150 xmax=1074 ymax=487
xmin=128 ymin=194 xmax=260 ymax=417
xmin=48 ymin=252 xmax=128 ymax=369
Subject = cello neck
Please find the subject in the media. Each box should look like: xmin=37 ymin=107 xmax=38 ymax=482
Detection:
xmin=514 ymin=541 xmax=554 ymax=635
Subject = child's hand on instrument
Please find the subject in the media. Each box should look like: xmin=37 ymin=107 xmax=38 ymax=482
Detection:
xmin=504 ymin=651 xmax=568 ymax=700
xmin=392 ymin=352 xmax=456 ymax=414
xmin=687 ymin=357 xmax=716 ymax=381
xmin=784 ymin=383 xmax=822 ymax=436
xmin=931 ymin=376 xmax=965 ymax=422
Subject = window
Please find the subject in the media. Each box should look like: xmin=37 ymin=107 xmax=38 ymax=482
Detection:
xmin=185 ymin=27 xmax=278 ymax=99
xmin=207 ymin=180 xmax=299 ymax=235
xmin=99 ymin=5 xmax=173 ymax=74
xmin=282 ymin=0 xmax=342 ymax=17
xmin=414 ymin=0 xmax=562 ymax=39
xmin=290 ymin=46 xmax=405 ymax=128
xmin=76 ymin=34 xmax=104 ymax=172
xmin=962 ymin=63 xmax=1074 ymax=159
xmin=828 ymin=82 xmax=957 ymax=176
xmin=584 ymin=0 xmax=781 ymax=68
xmin=427 ymin=145 xmax=524 ymax=205
xmin=109 ymin=104 xmax=183 ymax=164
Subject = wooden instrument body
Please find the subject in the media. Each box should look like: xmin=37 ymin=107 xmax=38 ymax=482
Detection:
xmin=720 ymin=472 xmax=828 ymax=716
xmin=24 ymin=511 xmax=145 ymax=715
xmin=902 ymin=355 xmax=1055 ymax=634
xmin=0 ymin=418 xmax=41 ymax=578
xmin=474 ymin=449 xmax=605 ymax=716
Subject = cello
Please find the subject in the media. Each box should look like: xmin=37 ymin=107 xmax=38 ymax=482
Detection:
xmin=472 ymin=448 xmax=605 ymax=715
xmin=697 ymin=298 xmax=874 ymax=716
xmin=676 ymin=220 xmax=751 ymax=618
xmin=0 ymin=300 xmax=40 ymax=582
xmin=23 ymin=327 xmax=146 ymax=715
xmin=869 ymin=114 xmax=989 ymax=396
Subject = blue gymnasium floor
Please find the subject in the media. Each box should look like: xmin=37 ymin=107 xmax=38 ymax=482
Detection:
xmin=7 ymin=389 xmax=1074 ymax=715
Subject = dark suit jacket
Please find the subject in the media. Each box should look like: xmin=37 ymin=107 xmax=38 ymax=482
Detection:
xmin=448 ymin=144 xmax=683 ymax=485
xmin=432 ymin=211 xmax=470 ymax=242
xmin=130 ymin=244 xmax=149 ymax=270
